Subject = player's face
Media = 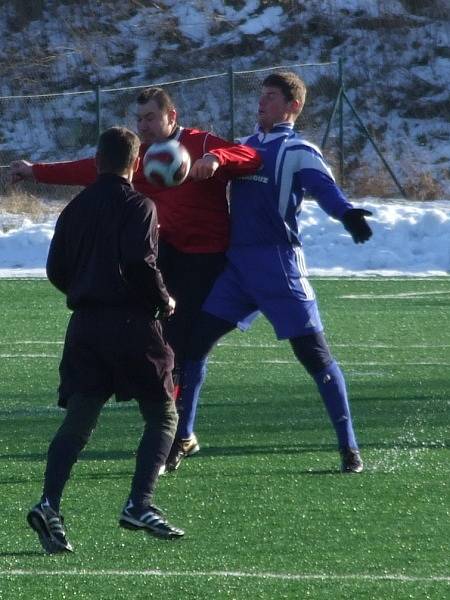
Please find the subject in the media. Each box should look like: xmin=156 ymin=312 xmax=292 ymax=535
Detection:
xmin=258 ymin=86 xmax=296 ymax=132
xmin=136 ymin=99 xmax=177 ymax=145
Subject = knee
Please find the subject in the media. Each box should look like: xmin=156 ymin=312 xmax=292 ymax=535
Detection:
xmin=58 ymin=394 xmax=103 ymax=444
xmin=55 ymin=415 xmax=98 ymax=448
xmin=141 ymin=399 xmax=178 ymax=439
xmin=50 ymin=428 xmax=92 ymax=453
xmin=183 ymin=359 xmax=208 ymax=386
xmin=163 ymin=400 xmax=179 ymax=435
xmin=290 ymin=332 xmax=333 ymax=375
xmin=186 ymin=312 xmax=233 ymax=360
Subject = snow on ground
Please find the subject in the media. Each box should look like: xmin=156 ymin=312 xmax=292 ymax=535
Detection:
xmin=0 ymin=199 xmax=449 ymax=278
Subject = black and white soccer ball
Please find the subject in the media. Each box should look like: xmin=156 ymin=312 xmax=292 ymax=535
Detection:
xmin=143 ymin=139 xmax=191 ymax=187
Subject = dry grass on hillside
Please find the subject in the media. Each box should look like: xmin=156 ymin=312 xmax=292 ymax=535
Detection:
xmin=341 ymin=162 xmax=446 ymax=200
xmin=0 ymin=187 xmax=67 ymax=218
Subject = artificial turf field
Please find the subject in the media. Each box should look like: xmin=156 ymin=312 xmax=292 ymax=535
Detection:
xmin=0 ymin=278 xmax=448 ymax=600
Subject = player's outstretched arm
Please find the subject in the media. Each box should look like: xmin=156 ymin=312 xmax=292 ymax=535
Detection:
xmin=10 ymin=157 xmax=97 ymax=187
xmin=290 ymin=143 xmax=372 ymax=245
xmin=189 ymin=155 xmax=220 ymax=180
xmin=342 ymin=208 xmax=373 ymax=244
xmin=203 ymin=133 xmax=261 ymax=175
xmin=9 ymin=160 xmax=34 ymax=183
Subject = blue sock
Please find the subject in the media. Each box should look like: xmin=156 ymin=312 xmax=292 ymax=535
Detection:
xmin=313 ymin=361 xmax=358 ymax=450
xmin=177 ymin=359 xmax=208 ymax=439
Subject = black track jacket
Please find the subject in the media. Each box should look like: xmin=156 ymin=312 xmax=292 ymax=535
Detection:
xmin=46 ymin=173 xmax=170 ymax=316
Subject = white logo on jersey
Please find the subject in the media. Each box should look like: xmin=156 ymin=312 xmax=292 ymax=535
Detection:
xmin=238 ymin=174 xmax=269 ymax=184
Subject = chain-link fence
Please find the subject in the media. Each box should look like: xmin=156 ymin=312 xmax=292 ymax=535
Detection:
xmin=0 ymin=61 xmax=346 ymax=203
xmin=0 ymin=60 xmax=409 ymax=203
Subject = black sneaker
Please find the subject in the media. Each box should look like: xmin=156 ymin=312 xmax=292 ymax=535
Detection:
xmin=119 ymin=499 xmax=184 ymax=539
xmin=165 ymin=434 xmax=200 ymax=473
xmin=27 ymin=499 xmax=73 ymax=554
xmin=340 ymin=448 xmax=364 ymax=473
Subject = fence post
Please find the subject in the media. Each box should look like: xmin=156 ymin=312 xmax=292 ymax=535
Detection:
xmin=228 ymin=62 xmax=235 ymax=141
xmin=95 ymin=83 xmax=101 ymax=142
xmin=342 ymin=90 xmax=408 ymax=198
xmin=321 ymin=67 xmax=342 ymax=150
xmin=338 ymin=57 xmax=345 ymax=186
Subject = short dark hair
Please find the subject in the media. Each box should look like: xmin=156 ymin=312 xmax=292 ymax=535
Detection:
xmin=96 ymin=126 xmax=140 ymax=174
xmin=136 ymin=87 xmax=175 ymax=112
xmin=262 ymin=71 xmax=307 ymax=114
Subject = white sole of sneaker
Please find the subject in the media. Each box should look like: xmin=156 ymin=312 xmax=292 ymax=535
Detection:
xmin=185 ymin=444 xmax=200 ymax=457
xmin=119 ymin=516 xmax=184 ymax=539
xmin=27 ymin=511 xmax=73 ymax=554
xmin=161 ymin=444 xmax=200 ymax=475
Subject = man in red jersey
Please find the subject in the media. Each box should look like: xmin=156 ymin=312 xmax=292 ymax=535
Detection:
xmin=10 ymin=87 xmax=261 ymax=466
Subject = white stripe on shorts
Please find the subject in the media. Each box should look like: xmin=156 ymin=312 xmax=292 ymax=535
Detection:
xmin=294 ymin=247 xmax=315 ymax=300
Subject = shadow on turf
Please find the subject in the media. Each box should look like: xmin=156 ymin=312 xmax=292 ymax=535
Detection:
xmin=0 ymin=551 xmax=43 ymax=557
xmin=1 ymin=438 xmax=445 ymax=467
xmin=0 ymin=471 xmax=132 ymax=486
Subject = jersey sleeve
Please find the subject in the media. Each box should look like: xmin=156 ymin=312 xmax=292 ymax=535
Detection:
xmin=33 ymin=158 xmax=97 ymax=186
xmin=293 ymin=146 xmax=353 ymax=219
xmin=119 ymin=196 xmax=171 ymax=313
xmin=46 ymin=208 xmax=69 ymax=293
xmin=202 ymin=133 xmax=261 ymax=176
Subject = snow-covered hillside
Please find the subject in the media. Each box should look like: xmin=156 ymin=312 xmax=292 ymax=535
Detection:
xmin=0 ymin=0 xmax=449 ymax=199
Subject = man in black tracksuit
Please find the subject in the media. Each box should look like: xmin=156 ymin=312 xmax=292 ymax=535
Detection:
xmin=26 ymin=126 xmax=184 ymax=555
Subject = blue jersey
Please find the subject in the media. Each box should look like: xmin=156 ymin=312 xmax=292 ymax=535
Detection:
xmin=230 ymin=123 xmax=353 ymax=247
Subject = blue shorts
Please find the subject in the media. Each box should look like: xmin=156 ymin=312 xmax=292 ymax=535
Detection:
xmin=203 ymin=245 xmax=323 ymax=340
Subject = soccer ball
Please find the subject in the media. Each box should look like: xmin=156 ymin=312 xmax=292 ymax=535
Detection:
xmin=143 ymin=139 xmax=191 ymax=187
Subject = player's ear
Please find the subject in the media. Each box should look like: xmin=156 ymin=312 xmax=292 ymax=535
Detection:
xmin=290 ymin=99 xmax=301 ymax=114
xmin=133 ymin=155 xmax=140 ymax=172
xmin=167 ymin=108 xmax=177 ymax=127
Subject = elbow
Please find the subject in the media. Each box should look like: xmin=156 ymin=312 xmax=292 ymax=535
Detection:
xmin=47 ymin=271 xmax=67 ymax=293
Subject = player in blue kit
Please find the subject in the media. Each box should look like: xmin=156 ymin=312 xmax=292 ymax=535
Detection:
xmin=164 ymin=71 xmax=372 ymax=474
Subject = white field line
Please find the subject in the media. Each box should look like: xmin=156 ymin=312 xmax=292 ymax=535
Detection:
xmin=0 ymin=354 xmax=59 ymax=358
xmin=340 ymin=290 xmax=450 ymax=299
xmin=1 ymin=355 xmax=448 ymax=366
xmin=217 ymin=342 xmax=450 ymax=349
xmin=1 ymin=341 xmax=63 ymax=344
xmin=2 ymin=341 xmax=450 ymax=351
xmin=3 ymin=277 xmax=449 ymax=281
xmin=209 ymin=360 xmax=450 ymax=366
xmin=0 ymin=570 xmax=449 ymax=583
xmin=313 ymin=277 xmax=450 ymax=282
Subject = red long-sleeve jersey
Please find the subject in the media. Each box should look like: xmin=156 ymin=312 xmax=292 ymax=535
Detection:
xmin=33 ymin=127 xmax=261 ymax=253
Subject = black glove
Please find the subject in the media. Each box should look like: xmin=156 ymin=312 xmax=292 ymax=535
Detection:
xmin=342 ymin=209 xmax=373 ymax=244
